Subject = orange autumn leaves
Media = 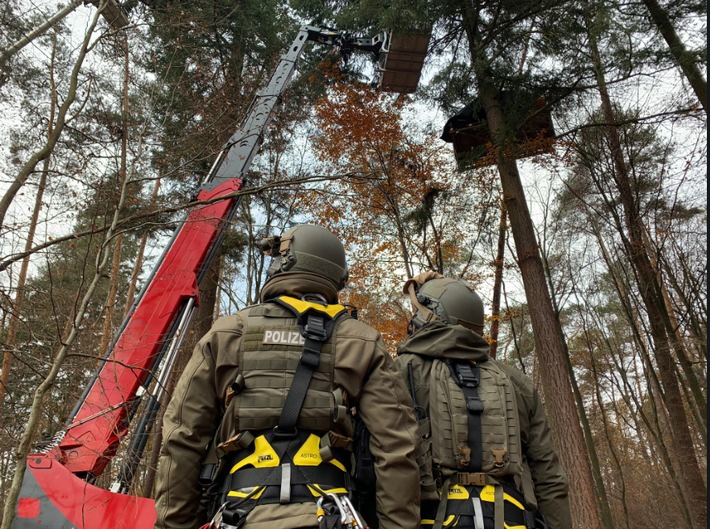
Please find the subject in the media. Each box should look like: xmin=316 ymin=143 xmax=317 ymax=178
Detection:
xmin=301 ymin=66 xmax=464 ymax=352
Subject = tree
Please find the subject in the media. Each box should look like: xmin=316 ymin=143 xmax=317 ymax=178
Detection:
xmin=305 ymin=71 xmax=497 ymax=349
xmin=1 ymin=2 xmax=705 ymax=528
xmin=0 ymin=1 xmax=128 ymax=80
xmin=639 ymin=0 xmax=707 ymax=111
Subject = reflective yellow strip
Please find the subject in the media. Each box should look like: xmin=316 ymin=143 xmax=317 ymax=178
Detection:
xmin=227 ymin=485 xmax=265 ymax=499
xmin=443 ymin=515 xmax=456 ymax=526
xmin=278 ymin=296 xmax=346 ymax=318
xmin=328 ymin=458 xmax=347 ymax=472
xmin=502 ymin=492 xmax=525 ymax=511
xmin=420 ymin=515 xmax=457 ymax=526
xmin=479 ymin=485 xmax=525 ymax=510
xmin=230 ymin=435 xmax=280 ymax=473
xmin=307 ymin=484 xmax=349 ymax=497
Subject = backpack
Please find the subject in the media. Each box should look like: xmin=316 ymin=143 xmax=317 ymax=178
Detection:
xmin=399 ymin=353 xmax=524 ymax=490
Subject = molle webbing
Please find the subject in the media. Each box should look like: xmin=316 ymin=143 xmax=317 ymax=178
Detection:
xmin=234 ymin=297 xmax=347 ymax=433
xmin=428 ymin=356 xmax=524 ymax=482
xmin=236 ymin=325 xmax=336 ymax=431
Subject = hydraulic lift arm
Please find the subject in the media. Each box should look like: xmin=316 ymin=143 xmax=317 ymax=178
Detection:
xmin=13 ymin=26 xmax=388 ymax=529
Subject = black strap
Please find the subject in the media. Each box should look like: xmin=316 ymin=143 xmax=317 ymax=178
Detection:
xmin=275 ymin=311 xmax=331 ymax=436
xmin=352 ymin=414 xmax=375 ymax=487
xmin=449 ymin=360 xmax=484 ymax=471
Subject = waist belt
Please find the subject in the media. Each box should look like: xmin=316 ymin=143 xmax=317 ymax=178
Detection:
xmin=425 ymin=481 xmax=535 ymax=529
xmin=221 ymin=430 xmax=351 ymax=506
xmin=230 ymin=464 xmax=349 ymax=493
xmin=226 ymin=464 xmax=349 ymax=507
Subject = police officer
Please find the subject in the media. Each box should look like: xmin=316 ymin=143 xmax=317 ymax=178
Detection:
xmin=154 ymin=224 xmax=421 ymax=529
xmin=394 ymin=273 xmax=571 ymax=529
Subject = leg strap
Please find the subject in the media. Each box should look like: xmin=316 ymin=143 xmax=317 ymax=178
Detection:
xmin=433 ymin=478 xmax=451 ymax=529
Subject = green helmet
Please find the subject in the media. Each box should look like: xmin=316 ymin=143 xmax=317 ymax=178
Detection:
xmin=259 ymin=224 xmax=349 ymax=290
xmin=413 ymin=277 xmax=484 ymax=334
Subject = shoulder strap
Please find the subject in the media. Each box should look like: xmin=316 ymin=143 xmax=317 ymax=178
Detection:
xmin=403 ymin=357 xmax=437 ymax=499
xmin=270 ymin=296 xmax=348 ymax=437
xmin=407 ymin=360 xmax=427 ymax=421
xmin=448 ymin=360 xmax=484 ymax=472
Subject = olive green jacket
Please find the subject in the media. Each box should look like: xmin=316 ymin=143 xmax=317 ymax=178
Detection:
xmin=395 ymin=320 xmax=571 ymax=529
xmin=154 ymin=275 xmax=421 ymax=529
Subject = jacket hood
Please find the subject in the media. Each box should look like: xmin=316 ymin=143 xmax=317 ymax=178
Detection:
xmin=259 ymin=271 xmax=340 ymax=304
xmin=397 ymin=319 xmax=490 ymax=362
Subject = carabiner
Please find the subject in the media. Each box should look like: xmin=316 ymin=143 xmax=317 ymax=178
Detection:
xmin=342 ymin=495 xmax=368 ymax=529
xmin=325 ymin=492 xmax=349 ymax=524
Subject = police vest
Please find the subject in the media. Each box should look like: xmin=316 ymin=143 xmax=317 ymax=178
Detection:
xmin=217 ymin=296 xmax=353 ymax=507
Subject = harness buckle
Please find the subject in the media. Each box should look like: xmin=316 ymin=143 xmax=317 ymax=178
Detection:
xmin=453 ymin=362 xmax=479 ymax=388
xmin=303 ymin=314 xmax=328 ymax=340
xmin=455 ymin=472 xmax=488 ymax=486
xmin=208 ymin=502 xmax=248 ymax=529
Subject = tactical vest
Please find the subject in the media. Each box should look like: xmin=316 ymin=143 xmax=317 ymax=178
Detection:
xmin=233 ymin=298 xmax=346 ymax=432
xmin=429 ymin=358 xmax=523 ymax=481
xmin=400 ymin=353 xmax=536 ymax=529
xmin=213 ymin=296 xmax=354 ymax=523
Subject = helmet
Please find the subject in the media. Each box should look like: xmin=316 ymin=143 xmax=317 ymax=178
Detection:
xmin=413 ymin=278 xmax=484 ymax=334
xmin=258 ymin=224 xmax=349 ymax=290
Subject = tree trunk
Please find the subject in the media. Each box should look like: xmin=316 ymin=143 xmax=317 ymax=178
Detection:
xmin=544 ymin=211 xmax=614 ymax=529
xmin=640 ymin=0 xmax=707 ymax=111
xmin=640 ymin=229 xmax=707 ymax=434
xmin=0 ymin=33 xmax=58 ymax=417
xmin=0 ymin=0 xmax=82 ymax=72
xmin=98 ymin=234 xmax=124 ymax=354
xmin=0 ymin=1 xmax=99 ymax=234
xmin=488 ymin=200 xmax=507 ymax=360
xmin=98 ymin=36 xmax=130 ymax=356
xmin=461 ymin=9 xmax=603 ymax=529
xmin=588 ymin=347 xmax=631 ymax=529
xmin=590 ymin=217 xmax=694 ymax=527
xmin=0 ymin=13 xmax=123 ymax=529
xmin=123 ymin=178 xmax=162 ymax=316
